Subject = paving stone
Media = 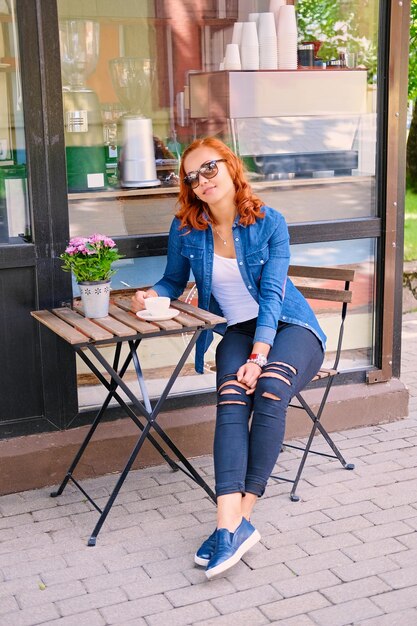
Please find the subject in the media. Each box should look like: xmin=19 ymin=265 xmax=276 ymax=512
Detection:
xmin=139 ymin=514 xmax=200 ymax=535
xmin=379 ymin=564 xmax=417 ymax=589
xmin=195 ymin=607 xmax=269 ymax=625
xmin=273 ymin=511 xmax=332 ymax=533
xmin=0 ymin=577 xmax=48 ymax=599
xmin=158 ymin=499 xmax=214 ymax=519
xmin=31 ymin=502 xmax=93 ymax=522
xmin=165 ymin=578 xmax=235 ymax=608
xmin=397 ymin=531 xmax=417 ymax=549
xmin=243 ymin=544 xmax=308 ymax=569
xmin=261 ymin=527 xmax=321 ymax=550
xmin=104 ymin=548 xmax=167 ymax=572
xmin=16 ymin=580 xmax=86 ymax=609
xmin=341 ymin=537 xmax=408 ymax=561
xmin=298 ymin=531 xmax=361 ymax=555
xmin=82 ymin=566 xmax=149 ymax=593
xmin=371 ymin=585 xmax=417 ymax=612
xmin=210 ymin=584 xmax=282 ymax=614
xmin=0 ymin=594 xmax=19 ymax=615
xmin=285 ymin=549 xmax=353 ymax=576
xmin=122 ymin=530 xmax=186 ymax=554
xmin=123 ymin=494 xmax=178 ymax=515
xmin=0 ymin=603 xmax=60 ymax=626
xmin=358 ymin=608 xmax=417 ymax=626
xmin=260 ymin=590 xmax=330 ymax=621
xmin=100 ymin=594 xmax=177 ymax=624
xmin=0 ymin=513 xmax=33 ymax=530
xmin=56 ymin=588 xmax=128 ymax=616
xmin=41 ymin=609 xmax=106 ymax=626
xmin=63 ymin=544 xmax=127 ymax=568
xmin=267 ymin=616 xmax=316 ymax=626
xmin=312 ymin=514 xmax=373 ymax=537
xmin=143 ymin=554 xmax=195 ymax=578
xmin=364 ymin=504 xmax=417 ymax=523
xmin=320 ymin=575 xmax=390 ymax=604
xmin=1 ymin=556 xmax=68 ymax=581
xmin=122 ymin=571 xmax=190 ymax=600
xmin=389 ymin=547 xmax=417 ymax=568
xmin=308 ymin=597 xmax=382 ymax=626
xmin=272 ymin=569 xmax=341 ymax=598
xmin=353 ymin=520 xmax=412 ymax=542
xmin=145 ymin=600 xmax=219 ymax=626
xmin=228 ymin=563 xmax=294 ymax=592
xmin=0 ymin=532 xmax=53 ymax=556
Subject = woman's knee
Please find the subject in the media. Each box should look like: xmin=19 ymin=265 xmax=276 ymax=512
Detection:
xmin=217 ymin=374 xmax=252 ymax=410
xmin=255 ymin=360 xmax=297 ymax=405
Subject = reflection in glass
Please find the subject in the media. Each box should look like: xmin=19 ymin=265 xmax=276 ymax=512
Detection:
xmin=76 ymin=238 xmax=375 ymax=410
xmin=0 ymin=0 xmax=30 ymax=244
xmin=57 ymin=0 xmax=380 ymax=237
xmin=109 ymin=57 xmax=160 ymax=188
xmin=59 ymin=19 xmax=107 ymax=192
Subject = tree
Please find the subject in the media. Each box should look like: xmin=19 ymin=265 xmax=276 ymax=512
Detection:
xmin=406 ymin=0 xmax=417 ymax=190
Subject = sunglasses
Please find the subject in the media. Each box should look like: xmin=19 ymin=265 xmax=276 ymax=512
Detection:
xmin=183 ymin=159 xmax=227 ymax=189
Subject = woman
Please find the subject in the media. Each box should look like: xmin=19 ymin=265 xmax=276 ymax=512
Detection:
xmin=132 ymin=137 xmax=326 ymax=579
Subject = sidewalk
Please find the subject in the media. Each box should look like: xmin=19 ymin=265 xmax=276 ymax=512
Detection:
xmin=1 ymin=314 xmax=417 ymax=626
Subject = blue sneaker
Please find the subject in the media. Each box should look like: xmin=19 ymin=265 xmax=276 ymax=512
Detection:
xmin=194 ymin=529 xmax=217 ymax=566
xmin=205 ymin=518 xmax=260 ymax=579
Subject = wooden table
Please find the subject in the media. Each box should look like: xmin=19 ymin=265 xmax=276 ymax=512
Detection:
xmin=31 ymin=295 xmax=225 ymax=546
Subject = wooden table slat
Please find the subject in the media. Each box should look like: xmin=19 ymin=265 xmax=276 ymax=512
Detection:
xmin=113 ymin=296 xmax=136 ymax=313
xmin=90 ymin=315 xmax=136 ymax=337
xmin=174 ymin=312 xmax=206 ymax=328
xmin=134 ymin=316 xmax=183 ymax=331
xmin=31 ymin=310 xmax=89 ymax=344
xmin=171 ymin=301 xmax=226 ymax=324
xmin=108 ymin=304 xmax=157 ymax=334
xmin=52 ymin=308 xmax=114 ymax=341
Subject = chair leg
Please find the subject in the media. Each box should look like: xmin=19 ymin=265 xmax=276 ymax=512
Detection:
xmin=272 ymin=385 xmax=355 ymax=501
xmin=296 ymin=391 xmax=355 ymax=470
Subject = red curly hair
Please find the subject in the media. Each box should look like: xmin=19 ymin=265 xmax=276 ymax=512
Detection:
xmin=176 ymin=137 xmax=265 ymax=230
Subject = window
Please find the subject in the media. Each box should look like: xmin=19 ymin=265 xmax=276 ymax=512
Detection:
xmin=0 ymin=0 xmax=30 ymax=244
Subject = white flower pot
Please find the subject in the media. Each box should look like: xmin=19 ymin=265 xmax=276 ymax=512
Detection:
xmin=78 ymin=280 xmax=111 ymax=318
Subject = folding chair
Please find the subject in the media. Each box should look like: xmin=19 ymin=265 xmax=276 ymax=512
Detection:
xmin=270 ymin=265 xmax=356 ymax=501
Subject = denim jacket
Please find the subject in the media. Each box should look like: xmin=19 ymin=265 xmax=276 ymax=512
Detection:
xmin=153 ymin=206 xmax=326 ymax=373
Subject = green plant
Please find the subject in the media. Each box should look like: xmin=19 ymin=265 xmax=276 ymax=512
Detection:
xmin=295 ymin=0 xmax=378 ymax=80
xmin=60 ymin=234 xmax=124 ymax=283
xmin=404 ymin=189 xmax=417 ymax=261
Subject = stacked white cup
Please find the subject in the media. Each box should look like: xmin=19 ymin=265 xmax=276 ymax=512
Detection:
xmin=232 ymin=22 xmax=243 ymax=46
xmin=269 ymin=0 xmax=287 ymax=30
xmin=224 ymin=43 xmax=241 ymax=70
xmin=240 ymin=21 xmax=260 ymax=70
xmin=277 ymin=4 xmax=298 ymax=69
xmin=258 ymin=12 xmax=278 ymax=70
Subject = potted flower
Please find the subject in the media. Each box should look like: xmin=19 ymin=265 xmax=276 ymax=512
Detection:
xmin=60 ymin=234 xmax=124 ymax=318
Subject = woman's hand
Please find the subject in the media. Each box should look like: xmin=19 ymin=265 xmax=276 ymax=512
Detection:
xmin=236 ymin=362 xmax=263 ymax=394
xmin=131 ymin=288 xmax=158 ymax=312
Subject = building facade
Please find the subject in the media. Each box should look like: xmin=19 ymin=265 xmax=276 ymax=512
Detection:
xmin=0 ymin=0 xmax=411 ymax=492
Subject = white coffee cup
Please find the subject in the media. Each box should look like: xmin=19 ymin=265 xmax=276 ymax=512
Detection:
xmin=144 ymin=296 xmax=171 ymax=316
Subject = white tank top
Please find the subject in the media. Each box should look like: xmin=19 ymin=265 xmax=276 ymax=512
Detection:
xmin=211 ymin=253 xmax=259 ymax=325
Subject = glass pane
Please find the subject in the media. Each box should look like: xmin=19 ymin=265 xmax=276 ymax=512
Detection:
xmin=0 ymin=1 xmax=30 ymax=244
xmin=291 ymin=238 xmax=376 ymax=371
xmin=56 ymin=0 xmax=380 ymax=238
xmin=76 ymin=239 xmax=376 ymax=411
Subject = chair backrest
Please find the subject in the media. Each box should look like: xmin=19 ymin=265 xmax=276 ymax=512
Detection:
xmin=288 ymin=265 xmax=355 ymax=370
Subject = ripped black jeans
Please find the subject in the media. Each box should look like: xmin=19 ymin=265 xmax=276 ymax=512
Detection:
xmin=214 ymin=319 xmax=324 ymax=498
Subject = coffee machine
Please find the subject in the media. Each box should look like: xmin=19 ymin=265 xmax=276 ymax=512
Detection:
xmin=59 ymin=19 xmax=107 ymax=192
xmin=109 ymin=57 xmax=160 ymax=188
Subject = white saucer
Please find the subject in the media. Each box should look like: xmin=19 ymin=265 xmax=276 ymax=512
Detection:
xmin=136 ymin=308 xmax=180 ymax=321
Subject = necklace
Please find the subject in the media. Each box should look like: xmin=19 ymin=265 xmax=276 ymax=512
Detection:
xmin=213 ymin=226 xmax=228 ymax=246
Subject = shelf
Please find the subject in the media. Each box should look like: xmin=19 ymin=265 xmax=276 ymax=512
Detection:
xmin=68 ymin=174 xmax=373 ymax=201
